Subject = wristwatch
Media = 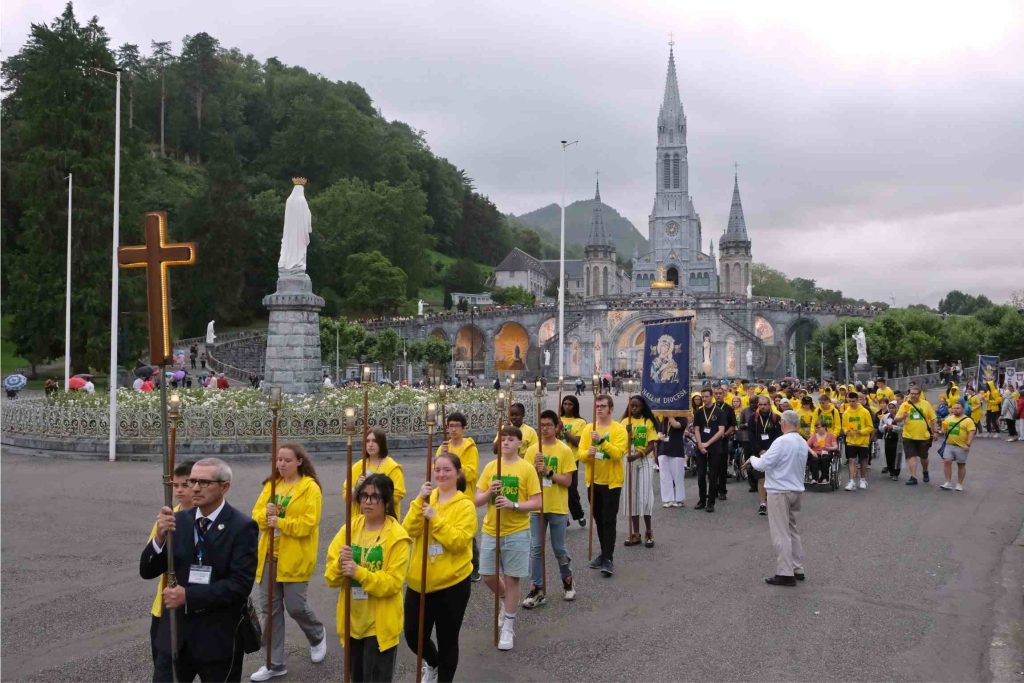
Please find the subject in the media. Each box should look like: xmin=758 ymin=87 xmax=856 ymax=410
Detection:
xmin=512 ymin=502 xmax=520 ymax=511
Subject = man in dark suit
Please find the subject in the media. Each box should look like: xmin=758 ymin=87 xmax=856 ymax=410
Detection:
xmin=141 ymin=457 xmax=258 ymax=682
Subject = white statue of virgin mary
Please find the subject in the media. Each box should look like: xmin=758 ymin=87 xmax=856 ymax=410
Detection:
xmin=278 ymin=178 xmax=312 ymax=273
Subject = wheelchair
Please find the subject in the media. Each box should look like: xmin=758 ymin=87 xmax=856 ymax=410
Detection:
xmin=805 ymin=440 xmax=842 ymax=491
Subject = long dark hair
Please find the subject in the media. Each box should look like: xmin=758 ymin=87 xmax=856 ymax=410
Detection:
xmin=356 ymin=473 xmax=397 ymax=519
xmin=435 ymin=453 xmax=467 ymax=492
xmin=264 ymin=443 xmax=322 ymax=489
xmin=622 ymin=394 xmax=657 ymax=425
xmin=559 ymin=395 xmax=581 ymax=419
xmin=366 ymin=427 xmax=389 ymax=458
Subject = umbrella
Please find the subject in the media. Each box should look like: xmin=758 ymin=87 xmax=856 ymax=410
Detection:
xmin=4 ymin=374 xmax=28 ymax=391
xmin=134 ymin=366 xmax=155 ymax=379
xmin=73 ymin=373 xmax=93 ymax=380
xmin=68 ymin=376 xmax=87 ymax=390
xmin=173 ymin=370 xmax=186 ymax=381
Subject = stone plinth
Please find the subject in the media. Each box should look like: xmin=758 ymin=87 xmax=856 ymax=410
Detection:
xmin=262 ymin=273 xmax=325 ymax=394
xmin=853 ymin=362 xmax=873 ymax=384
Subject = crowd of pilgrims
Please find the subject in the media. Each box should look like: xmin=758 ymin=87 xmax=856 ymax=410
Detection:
xmin=144 ymin=375 xmax=1019 ymax=683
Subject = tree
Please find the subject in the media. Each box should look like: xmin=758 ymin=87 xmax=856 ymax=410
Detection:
xmin=938 ymin=290 xmax=993 ymax=316
xmin=319 ymin=317 xmax=367 ymax=367
xmin=369 ymin=328 xmax=402 ymax=375
xmin=420 ymin=335 xmax=452 ymax=383
xmin=456 ymin=297 xmax=469 ymax=313
xmin=491 ymin=286 xmax=535 ymax=306
xmin=116 ymin=43 xmax=142 ymax=128
xmin=148 ymin=39 xmax=174 ymax=157
xmin=442 ymin=258 xmax=484 ymax=293
xmin=340 ymin=251 xmax=407 ymax=316
xmin=443 ymin=291 xmax=453 ymax=311
xmin=986 ymin=307 xmax=1024 ymax=358
xmin=178 ymin=32 xmax=220 ymax=159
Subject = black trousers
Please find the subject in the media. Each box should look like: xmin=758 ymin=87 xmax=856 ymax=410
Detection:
xmin=717 ymin=443 xmax=729 ymax=495
xmin=808 ymin=453 xmax=832 ymax=481
xmin=163 ymin=641 xmax=243 ymax=683
xmin=884 ymin=439 xmax=901 ymax=475
xmin=567 ymin=469 xmax=585 ymax=521
xmin=1006 ymin=418 xmax=1018 ymax=437
xmin=349 ymin=636 xmax=397 ymax=683
xmin=403 ymin=578 xmax=471 ymax=683
xmin=589 ymin=484 xmax=621 ymax=561
xmin=695 ymin=448 xmax=726 ymax=504
xmin=986 ymin=412 xmax=1000 ymax=433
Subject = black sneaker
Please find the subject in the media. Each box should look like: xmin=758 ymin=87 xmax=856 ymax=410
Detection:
xmin=905 ymin=477 xmax=918 ymax=486
xmin=578 ymin=518 xmax=587 ymax=528
xmin=588 ymin=555 xmax=603 ymax=570
xmin=694 ymin=501 xmax=706 ymax=510
xmin=705 ymin=503 xmax=715 ymax=513
xmin=881 ymin=467 xmax=889 ymax=474
xmin=758 ymin=504 xmax=767 ymax=516
xmin=922 ymin=472 xmax=930 ymax=483
xmin=600 ymin=558 xmax=614 ymax=577
xmin=719 ymin=492 xmax=728 ymax=501
xmin=521 ymin=587 xmax=546 ymax=609
xmin=764 ymin=574 xmax=796 ymax=587
xmin=470 ymin=570 xmax=481 ymax=583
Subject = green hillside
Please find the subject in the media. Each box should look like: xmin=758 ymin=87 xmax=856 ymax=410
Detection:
xmin=512 ymin=200 xmax=649 ymax=261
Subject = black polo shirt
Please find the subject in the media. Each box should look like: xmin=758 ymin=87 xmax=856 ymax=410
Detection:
xmin=694 ymin=403 xmax=727 ymax=453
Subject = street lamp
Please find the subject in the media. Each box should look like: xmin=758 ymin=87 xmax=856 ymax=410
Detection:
xmin=89 ymin=66 xmax=122 ymax=462
xmin=557 ymin=139 xmax=579 ymax=383
xmin=64 ymin=172 xmax=73 ymax=392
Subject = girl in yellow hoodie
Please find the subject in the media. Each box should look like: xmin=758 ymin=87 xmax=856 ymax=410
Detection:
xmin=343 ymin=427 xmax=406 ymax=519
xmin=402 ymin=453 xmax=478 ymax=683
xmin=326 ymin=473 xmax=412 ymax=682
xmin=250 ymin=443 xmax=326 ymax=681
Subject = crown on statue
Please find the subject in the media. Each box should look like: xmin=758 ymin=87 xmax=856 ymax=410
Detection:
xmin=292 ymin=177 xmax=308 ymax=186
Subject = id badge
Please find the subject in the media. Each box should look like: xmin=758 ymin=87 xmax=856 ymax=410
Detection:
xmin=427 ymin=543 xmax=444 ymax=557
xmin=595 ymin=452 xmax=606 ymax=460
xmin=351 ymin=585 xmax=369 ymax=600
xmin=702 ymin=428 xmax=711 ymax=434
xmin=543 ymin=478 xmax=553 ymax=488
xmin=189 ymin=565 xmax=212 ymax=585
xmin=761 ymin=434 xmax=769 ymax=441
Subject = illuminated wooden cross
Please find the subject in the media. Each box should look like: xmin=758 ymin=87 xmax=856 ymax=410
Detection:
xmin=118 ymin=211 xmax=196 ymax=366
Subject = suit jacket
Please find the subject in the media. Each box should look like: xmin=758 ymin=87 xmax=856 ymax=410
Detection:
xmin=140 ymin=501 xmax=258 ymax=661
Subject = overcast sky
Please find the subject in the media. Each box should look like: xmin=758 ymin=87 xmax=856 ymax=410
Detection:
xmin=5 ymin=0 xmax=1022 ymax=306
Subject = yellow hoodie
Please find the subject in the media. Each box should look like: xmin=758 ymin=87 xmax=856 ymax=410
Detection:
xmin=402 ymin=489 xmax=477 ymax=593
xmin=576 ymin=420 xmax=629 ymax=489
xmin=253 ymin=475 xmax=322 ymax=583
xmin=324 ymin=515 xmax=412 ymax=652
xmin=342 ymin=456 xmax=406 ymax=519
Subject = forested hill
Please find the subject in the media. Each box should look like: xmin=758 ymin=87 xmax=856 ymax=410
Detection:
xmin=1 ymin=3 xmax=547 ymax=370
xmin=514 ymin=200 xmax=649 ymax=260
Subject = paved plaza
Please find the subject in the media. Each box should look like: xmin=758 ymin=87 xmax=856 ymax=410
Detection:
xmin=2 ymin=416 xmax=1023 ymax=681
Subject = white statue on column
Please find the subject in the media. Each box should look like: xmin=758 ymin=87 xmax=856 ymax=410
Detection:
xmin=853 ymin=327 xmax=868 ymax=365
xmin=206 ymin=320 xmax=216 ymax=345
xmin=278 ymin=178 xmax=312 ymax=274
xmin=544 ymin=349 xmax=551 ymax=367
xmin=746 ymin=348 xmax=753 ymax=367
xmin=417 ymin=299 xmax=425 ymax=316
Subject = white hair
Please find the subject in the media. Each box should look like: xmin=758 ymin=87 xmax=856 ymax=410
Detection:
xmin=781 ymin=410 xmax=800 ymax=428
xmin=193 ymin=457 xmax=232 ymax=482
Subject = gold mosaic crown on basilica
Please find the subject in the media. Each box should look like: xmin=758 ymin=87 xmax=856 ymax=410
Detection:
xmin=292 ymin=177 xmax=308 ymax=186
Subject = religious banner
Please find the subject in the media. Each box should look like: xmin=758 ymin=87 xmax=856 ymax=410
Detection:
xmin=976 ymin=354 xmax=999 ymax=390
xmin=640 ymin=317 xmax=691 ymax=416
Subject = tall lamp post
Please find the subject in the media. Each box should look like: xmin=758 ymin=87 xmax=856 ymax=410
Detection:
xmin=64 ymin=172 xmax=73 ymax=391
xmin=557 ymin=139 xmax=578 ymax=384
xmin=91 ymin=66 xmax=122 ymax=462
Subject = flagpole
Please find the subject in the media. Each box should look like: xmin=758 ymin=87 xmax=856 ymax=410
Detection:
xmin=109 ymin=68 xmax=122 ymax=462
xmin=65 ymin=172 xmax=73 ymax=391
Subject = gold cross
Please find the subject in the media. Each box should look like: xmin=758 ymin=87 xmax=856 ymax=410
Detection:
xmin=118 ymin=211 xmax=196 ymax=365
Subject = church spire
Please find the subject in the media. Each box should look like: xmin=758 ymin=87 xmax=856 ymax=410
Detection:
xmin=724 ymin=170 xmax=748 ymax=240
xmin=660 ymin=41 xmax=682 ymax=116
xmin=588 ymin=174 xmax=609 ymax=245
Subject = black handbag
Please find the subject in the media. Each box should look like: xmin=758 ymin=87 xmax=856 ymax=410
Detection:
xmin=238 ymin=596 xmax=263 ymax=654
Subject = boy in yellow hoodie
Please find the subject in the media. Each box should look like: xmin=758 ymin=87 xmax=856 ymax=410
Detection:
xmin=250 ymin=444 xmax=327 ymax=681
xmin=326 ymin=474 xmax=412 ymax=682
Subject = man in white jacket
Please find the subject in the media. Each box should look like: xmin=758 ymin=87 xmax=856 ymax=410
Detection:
xmin=745 ymin=410 xmax=808 ymax=587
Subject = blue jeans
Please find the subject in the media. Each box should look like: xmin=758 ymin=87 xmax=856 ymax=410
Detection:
xmin=529 ymin=512 xmax=571 ymax=589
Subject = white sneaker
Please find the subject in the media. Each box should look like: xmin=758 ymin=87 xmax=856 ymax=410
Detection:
xmin=498 ymin=621 xmax=515 ymax=650
xmin=663 ymin=502 xmax=673 ymax=508
xmin=940 ymin=482 xmax=953 ymax=490
xmin=421 ymin=663 xmax=439 ymax=683
xmin=858 ymin=478 xmax=868 ymax=490
xmin=310 ymin=635 xmax=327 ymax=663
xmin=250 ymin=666 xmax=287 ymax=682
xmin=955 ymin=484 xmax=964 ymax=492
xmin=845 ymin=480 xmax=857 ymax=491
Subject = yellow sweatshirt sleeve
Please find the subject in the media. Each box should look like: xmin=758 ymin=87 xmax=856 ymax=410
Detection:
xmin=402 ymin=497 xmax=425 ymax=540
xmin=277 ymin=484 xmax=321 ymax=538
xmin=604 ymin=423 xmax=629 ymax=461
xmin=462 ymin=443 xmax=479 ymax=489
xmin=388 ymin=462 xmax=406 ymax=514
xmin=323 ymin=526 xmax=346 ymax=588
xmin=352 ymin=538 xmax=412 ymax=599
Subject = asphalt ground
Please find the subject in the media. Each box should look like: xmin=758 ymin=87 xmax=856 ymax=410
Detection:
xmin=2 ymin=393 xmax=1023 ymax=682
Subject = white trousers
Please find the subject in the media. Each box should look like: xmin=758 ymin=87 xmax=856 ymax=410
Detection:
xmin=658 ymin=455 xmax=687 ymax=503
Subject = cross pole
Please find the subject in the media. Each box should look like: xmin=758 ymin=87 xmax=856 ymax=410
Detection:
xmin=117 ymin=211 xmax=196 ymax=365
xmin=118 ymin=210 xmax=195 ymax=683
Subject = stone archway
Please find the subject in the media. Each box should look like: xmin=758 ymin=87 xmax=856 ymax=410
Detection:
xmin=783 ymin=317 xmax=819 ymax=379
xmin=430 ymin=328 xmax=449 ymax=342
xmin=667 ymin=266 xmax=679 ymax=286
xmin=454 ymin=325 xmax=485 ymax=375
xmin=494 ymin=322 xmax=530 ymax=375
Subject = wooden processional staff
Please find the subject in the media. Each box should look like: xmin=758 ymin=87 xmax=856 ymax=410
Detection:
xmin=118 ymin=211 xmax=196 ymax=683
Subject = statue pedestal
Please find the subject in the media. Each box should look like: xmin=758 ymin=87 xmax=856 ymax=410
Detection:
xmin=853 ymin=362 xmax=872 ymax=384
xmin=262 ymin=273 xmax=325 ymax=394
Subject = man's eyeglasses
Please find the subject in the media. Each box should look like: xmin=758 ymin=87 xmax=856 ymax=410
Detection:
xmin=188 ymin=478 xmax=226 ymax=488
xmin=357 ymin=493 xmax=382 ymax=504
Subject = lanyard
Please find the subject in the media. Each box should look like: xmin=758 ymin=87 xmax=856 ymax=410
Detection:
xmin=757 ymin=413 xmax=772 ymax=433
xmin=701 ymin=405 xmax=718 ymax=424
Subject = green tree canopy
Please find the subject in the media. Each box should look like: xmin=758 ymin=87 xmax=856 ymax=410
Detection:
xmin=340 ymin=251 xmax=407 ymax=316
